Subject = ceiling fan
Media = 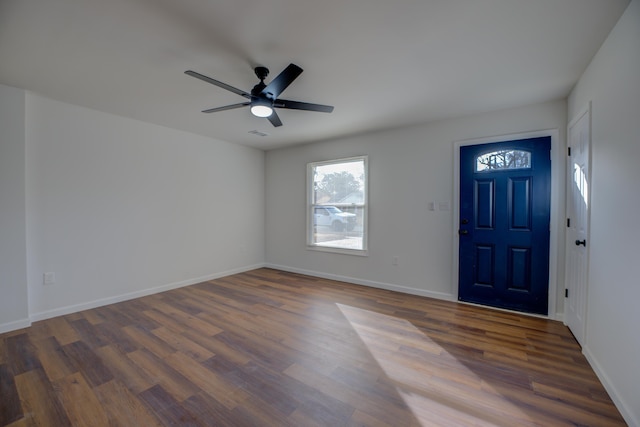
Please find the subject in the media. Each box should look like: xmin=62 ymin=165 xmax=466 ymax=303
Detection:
xmin=184 ymin=63 xmax=334 ymax=127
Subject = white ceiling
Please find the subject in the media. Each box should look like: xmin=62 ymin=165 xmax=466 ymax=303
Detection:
xmin=0 ymin=0 xmax=629 ymax=150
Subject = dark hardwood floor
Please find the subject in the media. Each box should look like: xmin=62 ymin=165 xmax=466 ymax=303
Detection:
xmin=0 ymin=268 xmax=626 ymax=426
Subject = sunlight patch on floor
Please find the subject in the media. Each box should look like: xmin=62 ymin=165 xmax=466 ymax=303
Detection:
xmin=336 ymin=303 xmax=533 ymax=426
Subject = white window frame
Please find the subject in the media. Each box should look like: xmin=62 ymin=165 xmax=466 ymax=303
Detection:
xmin=307 ymin=156 xmax=368 ymax=256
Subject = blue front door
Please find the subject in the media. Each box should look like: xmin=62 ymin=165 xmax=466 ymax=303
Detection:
xmin=459 ymin=137 xmax=551 ymax=315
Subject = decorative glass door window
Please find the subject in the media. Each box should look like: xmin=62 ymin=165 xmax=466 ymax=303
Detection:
xmin=476 ymin=150 xmax=531 ymax=172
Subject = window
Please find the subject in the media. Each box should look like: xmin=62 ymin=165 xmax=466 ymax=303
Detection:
xmin=476 ymin=149 xmax=531 ymax=172
xmin=307 ymin=156 xmax=367 ymax=254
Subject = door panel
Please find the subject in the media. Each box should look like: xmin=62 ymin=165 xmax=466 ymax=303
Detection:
xmin=459 ymin=137 xmax=551 ymax=315
xmin=509 ymin=177 xmax=531 ymax=229
xmin=508 ymin=247 xmax=531 ymax=291
xmin=475 ymin=180 xmax=495 ymax=228
xmin=475 ymin=245 xmax=495 ymax=285
xmin=565 ymin=108 xmax=591 ymax=346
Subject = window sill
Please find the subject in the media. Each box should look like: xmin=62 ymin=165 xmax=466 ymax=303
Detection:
xmin=306 ymin=245 xmax=368 ymax=257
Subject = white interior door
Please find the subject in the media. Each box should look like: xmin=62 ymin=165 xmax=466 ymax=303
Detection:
xmin=565 ymin=105 xmax=591 ymax=347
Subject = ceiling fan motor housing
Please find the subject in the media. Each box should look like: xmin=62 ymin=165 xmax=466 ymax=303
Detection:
xmin=254 ymin=66 xmax=269 ymax=81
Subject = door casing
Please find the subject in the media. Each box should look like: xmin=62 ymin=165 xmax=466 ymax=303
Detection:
xmin=453 ymin=129 xmax=563 ymax=319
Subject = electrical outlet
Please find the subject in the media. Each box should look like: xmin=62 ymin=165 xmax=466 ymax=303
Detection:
xmin=392 ymin=256 xmax=399 ymax=266
xmin=43 ymin=272 xmax=56 ymax=285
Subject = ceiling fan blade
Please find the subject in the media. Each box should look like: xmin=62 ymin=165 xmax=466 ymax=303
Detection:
xmin=266 ymin=110 xmax=283 ymax=127
xmin=261 ymin=63 xmax=303 ymax=100
xmin=185 ymin=70 xmax=251 ymax=99
xmin=275 ymin=99 xmax=334 ymax=113
xmin=202 ymin=102 xmax=250 ymax=113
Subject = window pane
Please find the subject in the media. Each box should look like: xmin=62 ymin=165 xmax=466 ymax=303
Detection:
xmin=309 ymin=157 xmax=367 ymax=252
xmin=313 ymin=160 xmax=365 ymax=205
xmin=476 ymin=150 xmax=531 ymax=172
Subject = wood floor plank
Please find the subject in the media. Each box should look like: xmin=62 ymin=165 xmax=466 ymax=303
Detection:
xmin=77 ymin=307 xmax=106 ymax=326
xmin=126 ymin=348 xmax=200 ymax=402
xmin=137 ymin=384 xmax=202 ymax=426
xmin=98 ymin=304 xmax=159 ymax=331
xmin=93 ymin=380 xmax=164 ymax=427
xmin=92 ymin=320 xmax=139 ymax=354
xmin=13 ymin=369 xmax=71 ymax=426
xmin=151 ymin=326 xmax=215 ymax=363
xmin=60 ymin=341 xmax=113 ymax=388
xmin=181 ymin=332 xmax=252 ymax=367
xmin=164 ymin=351 xmax=250 ymax=410
xmin=121 ymin=324 xmax=176 ymax=359
xmin=284 ymin=362 xmax=419 ymax=427
xmin=181 ymin=392 xmax=238 ymax=427
xmin=0 ymin=268 xmax=627 ymax=426
xmin=69 ymin=318 xmax=110 ymax=349
xmin=94 ymin=345 xmax=155 ymax=394
xmin=4 ymin=334 xmax=41 ymax=376
xmin=30 ymin=336 xmax=76 ymax=383
xmin=37 ymin=316 xmax=80 ymax=346
xmin=145 ymin=298 xmax=223 ymax=336
xmin=347 ymin=408 xmax=401 ymax=427
xmin=0 ymin=364 xmax=22 ymax=426
xmin=142 ymin=309 xmax=189 ymax=334
xmin=55 ymin=372 xmax=110 ymax=427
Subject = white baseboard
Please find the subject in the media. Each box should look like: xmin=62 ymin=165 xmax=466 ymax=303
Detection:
xmin=583 ymin=347 xmax=639 ymax=427
xmin=0 ymin=318 xmax=32 ymax=335
xmin=28 ymin=263 xmax=267 ymax=324
xmin=265 ymin=263 xmax=456 ymax=302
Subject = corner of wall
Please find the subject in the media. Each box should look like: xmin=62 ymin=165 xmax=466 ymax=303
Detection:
xmin=0 ymin=84 xmax=29 ymax=332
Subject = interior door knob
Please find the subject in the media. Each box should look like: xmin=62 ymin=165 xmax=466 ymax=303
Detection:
xmin=575 ymin=239 xmax=586 ymax=246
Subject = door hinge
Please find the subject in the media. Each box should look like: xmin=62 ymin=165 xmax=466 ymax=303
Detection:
xmin=565 ymin=289 xmax=569 ymax=298
xmin=567 ymin=218 xmax=571 ymax=228
xmin=568 ymin=147 xmax=572 ymax=156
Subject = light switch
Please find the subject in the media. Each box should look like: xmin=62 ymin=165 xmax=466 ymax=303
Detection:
xmin=43 ymin=272 xmax=56 ymax=285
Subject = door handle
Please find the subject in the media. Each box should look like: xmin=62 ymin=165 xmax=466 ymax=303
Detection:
xmin=458 ymin=230 xmax=469 ymax=235
xmin=575 ymin=239 xmax=586 ymax=247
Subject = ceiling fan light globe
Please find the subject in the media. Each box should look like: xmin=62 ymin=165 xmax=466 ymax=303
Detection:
xmin=251 ymin=105 xmax=273 ymax=117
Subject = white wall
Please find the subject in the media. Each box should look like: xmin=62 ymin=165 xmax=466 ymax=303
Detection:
xmin=0 ymin=84 xmax=29 ymax=332
xmin=265 ymin=99 xmax=566 ymax=314
xmin=568 ymin=1 xmax=640 ymax=425
xmin=24 ymin=94 xmax=265 ymax=320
